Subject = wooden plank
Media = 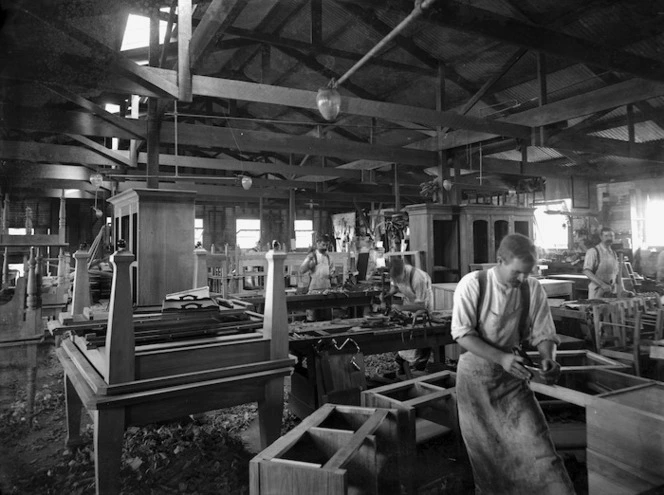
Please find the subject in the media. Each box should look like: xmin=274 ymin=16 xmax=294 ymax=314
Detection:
xmin=587 ymin=448 xmax=664 ymax=495
xmin=184 ymin=71 xmax=530 ymax=139
xmin=189 ymin=0 xmax=240 ymax=69
xmin=135 ymin=339 xmax=271 ymax=379
xmin=61 ymin=339 xmax=108 ymax=395
xmin=587 ymin=398 xmax=664 ymax=483
xmin=106 ymin=357 xmax=295 ymax=396
xmin=324 ymin=409 xmax=388 ymax=470
xmin=528 ymin=381 xmax=598 ymax=407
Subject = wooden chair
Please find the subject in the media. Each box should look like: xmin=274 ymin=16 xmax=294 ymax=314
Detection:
xmin=595 ymin=306 xmax=664 ymax=377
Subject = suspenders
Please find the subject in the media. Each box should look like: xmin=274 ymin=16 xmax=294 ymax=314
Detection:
xmin=475 ymin=269 xmax=531 ymax=340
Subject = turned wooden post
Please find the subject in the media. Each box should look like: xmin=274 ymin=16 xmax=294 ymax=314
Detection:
xmin=58 ymin=193 xmax=66 ymax=245
xmin=26 ymin=247 xmax=38 ymax=310
xmin=104 ymin=242 xmax=135 ymax=384
xmin=193 ymin=247 xmax=208 ymax=289
xmin=71 ymin=247 xmax=91 ymax=317
xmin=57 ymin=248 xmax=67 ymax=285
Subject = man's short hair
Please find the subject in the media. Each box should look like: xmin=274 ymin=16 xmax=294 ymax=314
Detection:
xmin=316 ymin=233 xmax=331 ymax=243
xmin=496 ymin=233 xmax=537 ymax=264
xmin=600 ymin=227 xmax=614 ymax=235
xmin=389 ymin=257 xmax=405 ymax=278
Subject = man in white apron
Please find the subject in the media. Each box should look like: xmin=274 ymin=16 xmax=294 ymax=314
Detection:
xmin=582 ymin=227 xmax=625 ymax=299
xmin=300 ymin=234 xmax=335 ymax=321
xmin=452 ymin=234 xmax=574 ymax=494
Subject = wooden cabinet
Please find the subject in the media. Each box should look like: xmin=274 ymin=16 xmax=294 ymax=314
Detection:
xmin=405 ymin=203 xmax=534 ymax=282
xmin=108 ymin=188 xmax=196 ymax=306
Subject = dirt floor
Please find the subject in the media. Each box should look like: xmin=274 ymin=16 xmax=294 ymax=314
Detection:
xmin=0 ymin=341 xmax=587 ymax=494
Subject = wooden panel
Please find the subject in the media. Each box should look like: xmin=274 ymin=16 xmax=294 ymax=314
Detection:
xmin=587 ymin=396 xmax=664 ymax=486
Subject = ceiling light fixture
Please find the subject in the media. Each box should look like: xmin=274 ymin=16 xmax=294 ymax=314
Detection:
xmin=315 ymin=0 xmax=438 ymax=121
xmin=241 ymin=175 xmax=253 ymax=190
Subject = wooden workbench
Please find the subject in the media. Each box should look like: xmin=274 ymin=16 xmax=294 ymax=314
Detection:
xmin=231 ymin=287 xmax=381 ymax=317
xmin=58 ymin=249 xmax=295 ymax=495
xmin=287 ymin=315 xmax=454 ymax=418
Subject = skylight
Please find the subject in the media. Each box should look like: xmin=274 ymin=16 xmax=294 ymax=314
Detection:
xmin=121 ymin=13 xmax=170 ymax=52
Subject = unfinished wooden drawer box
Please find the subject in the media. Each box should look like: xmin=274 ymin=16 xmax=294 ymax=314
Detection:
xmin=587 ymin=382 xmax=664 ymax=495
xmin=361 ymin=370 xmax=458 ymax=446
xmin=250 ymin=404 xmax=413 ymax=495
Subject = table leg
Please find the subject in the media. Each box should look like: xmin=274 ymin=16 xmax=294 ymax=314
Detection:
xmin=258 ymin=377 xmax=284 ymax=449
xmin=64 ymin=374 xmax=84 ymax=448
xmin=93 ymin=408 xmax=125 ymax=495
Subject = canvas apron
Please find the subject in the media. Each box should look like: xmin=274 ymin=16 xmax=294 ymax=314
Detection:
xmin=456 ymin=352 xmax=575 ymax=495
xmin=306 ymin=251 xmax=332 ymax=321
xmin=588 ymin=246 xmax=618 ymax=299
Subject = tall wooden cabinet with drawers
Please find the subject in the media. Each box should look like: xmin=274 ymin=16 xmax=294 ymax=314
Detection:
xmin=405 ymin=203 xmax=534 ymax=283
xmin=108 ymin=188 xmax=196 ymax=306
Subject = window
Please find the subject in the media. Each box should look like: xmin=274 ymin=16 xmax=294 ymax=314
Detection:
xmin=646 ymin=196 xmax=664 ymax=246
xmin=295 ymin=220 xmax=313 ymax=249
xmin=533 ymin=201 xmax=570 ymax=250
xmin=195 ymin=218 xmax=204 ymax=246
xmin=236 ymin=219 xmax=260 ymax=249
xmin=121 ymin=13 xmax=170 ymax=52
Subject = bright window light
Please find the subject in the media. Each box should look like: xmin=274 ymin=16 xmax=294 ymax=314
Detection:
xmin=8 ymin=228 xmax=27 ymax=235
xmin=533 ymin=201 xmax=570 ymax=250
xmin=295 ymin=220 xmax=313 ymax=249
xmin=121 ymin=14 xmax=170 ymax=51
xmin=195 ymin=218 xmax=204 ymax=246
xmin=645 ymin=197 xmax=664 ymax=246
xmin=105 ymin=103 xmax=120 ymax=114
xmin=236 ymin=219 xmax=260 ymax=249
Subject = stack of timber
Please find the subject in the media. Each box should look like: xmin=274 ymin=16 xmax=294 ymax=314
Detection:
xmin=57 ymin=248 xmax=295 ymax=495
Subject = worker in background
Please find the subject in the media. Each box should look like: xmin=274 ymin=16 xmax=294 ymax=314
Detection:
xmin=582 ymin=227 xmax=626 ymax=299
xmin=300 ymin=233 xmax=335 ymax=321
xmin=384 ymin=257 xmax=433 ymax=373
xmin=452 ymin=233 xmax=574 ymax=494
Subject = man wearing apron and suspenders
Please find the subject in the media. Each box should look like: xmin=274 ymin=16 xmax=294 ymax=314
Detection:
xmin=582 ymin=227 xmax=625 ymax=299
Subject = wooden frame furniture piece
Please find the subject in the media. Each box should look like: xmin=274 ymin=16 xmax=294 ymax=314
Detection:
xmin=361 ymin=371 xmax=459 ymax=450
xmin=193 ymin=247 xmax=353 ymax=297
xmin=58 ymin=248 xmax=295 ymax=495
xmin=531 ymin=369 xmax=664 ymax=495
xmin=405 ymin=203 xmax=534 ymax=283
xmin=250 ymin=403 xmax=412 ymax=495
xmin=108 ymin=188 xmax=196 ymax=306
xmin=288 ymin=318 xmax=454 ymax=418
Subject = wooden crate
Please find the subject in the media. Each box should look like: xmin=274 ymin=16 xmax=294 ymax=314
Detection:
xmin=586 ymin=382 xmax=664 ymax=495
xmin=250 ymin=404 xmax=413 ymax=495
xmin=361 ymin=371 xmax=459 ymax=447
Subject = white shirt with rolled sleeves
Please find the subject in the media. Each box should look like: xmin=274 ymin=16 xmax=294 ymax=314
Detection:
xmin=451 ymin=268 xmax=560 ymax=351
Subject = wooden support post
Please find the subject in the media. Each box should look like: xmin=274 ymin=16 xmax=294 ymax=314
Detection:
xmin=59 ymin=191 xmax=66 ymax=245
xmin=93 ymin=409 xmax=125 ymax=495
xmin=26 ymin=247 xmax=38 ymax=310
xmin=57 ymin=247 xmax=67 ymax=285
xmin=177 ymin=0 xmax=192 ymax=102
xmin=259 ymin=250 xmax=288 ymax=447
xmin=71 ymin=248 xmax=91 ymax=317
xmin=104 ymin=246 xmax=135 ymax=385
xmin=193 ymin=246 xmax=208 ymax=288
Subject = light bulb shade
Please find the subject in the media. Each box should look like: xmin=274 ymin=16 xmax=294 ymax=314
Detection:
xmin=90 ymin=172 xmax=103 ymax=188
xmin=316 ymin=87 xmax=341 ymax=121
xmin=442 ymin=179 xmax=453 ymax=191
xmin=241 ymin=176 xmax=253 ymax=190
